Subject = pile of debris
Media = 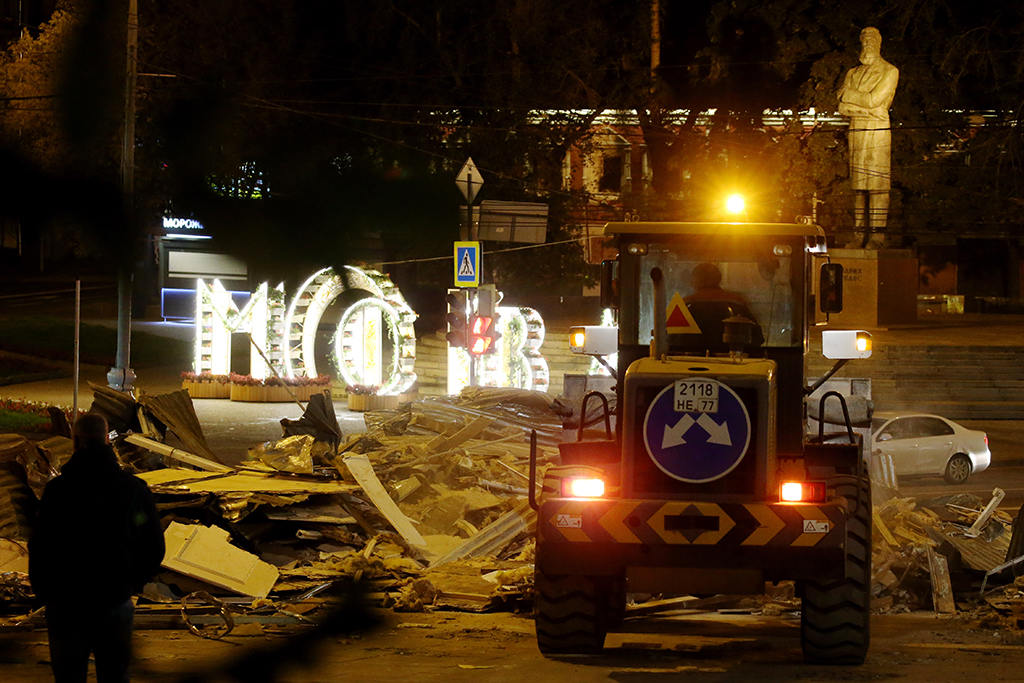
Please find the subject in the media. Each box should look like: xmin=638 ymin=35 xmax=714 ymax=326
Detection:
xmin=6 ymin=382 xmax=1024 ymax=635
xmin=0 ymin=384 xmax=567 ymax=635
xmin=871 ymin=489 xmax=1016 ymax=615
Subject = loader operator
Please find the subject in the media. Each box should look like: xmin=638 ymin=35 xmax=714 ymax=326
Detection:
xmin=676 ymin=262 xmax=764 ymax=353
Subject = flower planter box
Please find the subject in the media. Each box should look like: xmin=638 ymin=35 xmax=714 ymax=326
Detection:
xmin=229 ymin=384 xmax=325 ymax=403
xmin=346 ymin=393 xmax=403 ymax=412
xmin=181 ymin=381 xmax=231 ymax=399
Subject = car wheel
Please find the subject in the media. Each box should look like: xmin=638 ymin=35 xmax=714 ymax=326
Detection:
xmin=944 ymin=454 xmax=972 ymax=484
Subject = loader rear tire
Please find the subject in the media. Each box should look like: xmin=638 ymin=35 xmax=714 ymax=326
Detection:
xmin=534 ymin=569 xmax=622 ymax=655
xmin=800 ymin=475 xmax=871 ymax=665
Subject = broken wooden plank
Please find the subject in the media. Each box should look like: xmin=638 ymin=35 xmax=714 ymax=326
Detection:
xmin=426 ymin=415 xmax=495 ymax=453
xmin=926 ymin=547 xmax=956 ymax=613
xmin=161 ymin=522 xmax=279 ymax=599
xmin=343 ymin=455 xmax=426 ymax=550
xmin=125 ymin=434 xmax=231 ymax=472
xmin=138 ymin=468 xmax=359 ymax=495
xmin=624 ymin=596 xmax=703 ymax=616
xmin=872 ymin=506 xmax=899 ymax=547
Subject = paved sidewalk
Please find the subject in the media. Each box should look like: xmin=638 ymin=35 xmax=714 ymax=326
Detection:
xmin=0 ymin=321 xmax=368 ymax=465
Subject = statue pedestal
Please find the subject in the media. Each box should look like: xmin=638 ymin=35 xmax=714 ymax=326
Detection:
xmin=818 ymin=249 xmax=918 ymax=328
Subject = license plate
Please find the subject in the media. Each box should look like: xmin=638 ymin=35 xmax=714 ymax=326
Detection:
xmin=674 ymin=379 xmax=719 ymax=413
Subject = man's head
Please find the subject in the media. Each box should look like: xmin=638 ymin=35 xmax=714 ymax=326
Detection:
xmin=73 ymin=413 xmax=110 ymax=450
xmin=691 ymin=262 xmax=723 ymax=291
xmin=860 ymin=27 xmax=882 ymax=64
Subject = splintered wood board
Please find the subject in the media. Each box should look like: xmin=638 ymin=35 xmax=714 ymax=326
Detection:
xmin=138 ymin=468 xmax=359 ymax=495
xmin=343 ymin=455 xmax=426 ymax=549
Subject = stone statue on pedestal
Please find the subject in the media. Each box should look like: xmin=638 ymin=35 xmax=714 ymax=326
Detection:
xmin=837 ymin=27 xmax=899 ymax=248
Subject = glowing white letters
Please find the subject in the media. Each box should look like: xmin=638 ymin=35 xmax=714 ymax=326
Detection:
xmin=195 ymin=266 xmax=417 ymax=394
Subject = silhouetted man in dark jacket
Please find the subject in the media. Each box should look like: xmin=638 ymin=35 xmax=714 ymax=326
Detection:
xmin=29 ymin=413 xmax=165 ymax=683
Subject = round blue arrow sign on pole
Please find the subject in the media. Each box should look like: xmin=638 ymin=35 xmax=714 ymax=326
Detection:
xmin=642 ymin=379 xmax=751 ymax=483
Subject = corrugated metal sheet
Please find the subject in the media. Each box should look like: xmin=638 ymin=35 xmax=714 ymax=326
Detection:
xmin=938 ymin=526 xmax=1010 ymax=572
xmin=137 ymin=390 xmax=224 ymax=464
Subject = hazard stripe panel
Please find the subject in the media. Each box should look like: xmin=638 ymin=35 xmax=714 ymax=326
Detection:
xmin=540 ymin=499 xmax=845 ymax=547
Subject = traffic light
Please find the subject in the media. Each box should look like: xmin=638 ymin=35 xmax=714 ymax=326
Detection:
xmin=467 ymin=313 xmax=500 ymax=356
xmin=445 ymin=290 xmax=469 ymax=348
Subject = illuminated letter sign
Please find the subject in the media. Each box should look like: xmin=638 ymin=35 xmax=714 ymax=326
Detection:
xmin=195 ymin=281 xmax=284 ymax=379
xmin=194 ymin=266 xmax=417 ymax=395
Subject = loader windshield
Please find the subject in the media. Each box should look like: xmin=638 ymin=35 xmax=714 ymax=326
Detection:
xmin=634 ymin=234 xmax=804 ymax=352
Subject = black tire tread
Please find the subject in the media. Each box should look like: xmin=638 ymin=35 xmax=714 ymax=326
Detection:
xmin=534 ymin=570 xmax=611 ymax=655
xmin=801 ymin=475 xmax=871 ymax=665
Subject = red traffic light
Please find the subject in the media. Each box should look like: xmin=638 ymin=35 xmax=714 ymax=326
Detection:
xmin=468 ymin=315 xmax=497 ymax=356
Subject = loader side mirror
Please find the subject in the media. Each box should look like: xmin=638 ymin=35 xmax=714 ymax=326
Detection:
xmin=819 ymin=263 xmax=844 ymax=314
xmin=600 ymin=259 xmax=619 ymax=310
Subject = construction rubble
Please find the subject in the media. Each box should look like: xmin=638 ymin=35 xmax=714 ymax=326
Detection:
xmin=0 ymin=384 xmax=564 ymax=636
xmin=3 ymin=383 xmax=1024 ymax=636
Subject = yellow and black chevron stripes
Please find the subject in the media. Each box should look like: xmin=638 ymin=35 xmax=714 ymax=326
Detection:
xmin=540 ymin=499 xmax=845 ymax=548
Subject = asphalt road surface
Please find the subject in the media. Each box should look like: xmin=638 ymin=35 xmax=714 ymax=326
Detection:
xmin=3 ymin=607 xmax=1024 ymax=683
xmin=0 ymin=278 xmax=119 ymax=318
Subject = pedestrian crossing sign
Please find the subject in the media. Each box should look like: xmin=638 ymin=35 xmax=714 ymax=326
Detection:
xmin=454 ymin=241 xmax=480 ymax=287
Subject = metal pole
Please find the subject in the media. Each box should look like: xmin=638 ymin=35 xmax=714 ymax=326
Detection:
xmin=467 ymin=288 xmax=477 ymax=387
xmin=73 ymin=279 xmax=80 ymax=423
xmin=466 ymin=170 xmax=476 ymax=241
xmin=109 ymin=0 xmax=137 ymax=392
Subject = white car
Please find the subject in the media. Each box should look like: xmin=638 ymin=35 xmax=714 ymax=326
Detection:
xmin=870 ymin=412 xmax=990 ymax=484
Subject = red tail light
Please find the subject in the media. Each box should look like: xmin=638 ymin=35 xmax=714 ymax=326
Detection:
xmin=561 ymin=478 xmax=606 ymax=498
xmin=779 ymin=481 xmax=827 ymax=503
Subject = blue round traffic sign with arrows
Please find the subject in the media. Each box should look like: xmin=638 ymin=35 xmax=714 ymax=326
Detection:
xmin=642 ymin=379 xmax=751 ymax=483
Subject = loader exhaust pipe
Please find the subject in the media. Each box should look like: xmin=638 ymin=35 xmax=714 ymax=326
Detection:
xmin=651 ymin=267 xmax=667 ymax=359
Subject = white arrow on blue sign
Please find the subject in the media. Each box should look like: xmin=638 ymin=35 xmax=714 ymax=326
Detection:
xmin=642 ymin=379 xmax=751 ymax=483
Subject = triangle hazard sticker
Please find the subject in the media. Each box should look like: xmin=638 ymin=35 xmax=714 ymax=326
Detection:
xmin=667 ymin=292 xmax=702 ymax=334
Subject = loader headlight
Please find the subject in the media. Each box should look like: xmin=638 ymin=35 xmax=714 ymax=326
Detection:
xmin=821 ymin=330 xmax=872 ymax=360
xmin=562 ymin=478 xmax=606 ymax=498
xmin=568 ymin=326 xmax=617 ymax=356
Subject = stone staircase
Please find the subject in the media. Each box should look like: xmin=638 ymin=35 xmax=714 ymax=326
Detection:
xmin=411 ymin=328 xmax=594 ymax=399
xmin=807 ymin=339 xmax=1024 ymax=419
xmin=415 ymin=327 xmax=1024 ymax=419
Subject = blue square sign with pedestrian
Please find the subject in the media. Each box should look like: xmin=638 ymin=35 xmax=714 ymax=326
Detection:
xmin=454 ymin=241 xmax=480 ymax=287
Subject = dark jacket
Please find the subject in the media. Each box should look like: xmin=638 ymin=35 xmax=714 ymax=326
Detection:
xmin=28 ymin=444 xmax=165 ymax=607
